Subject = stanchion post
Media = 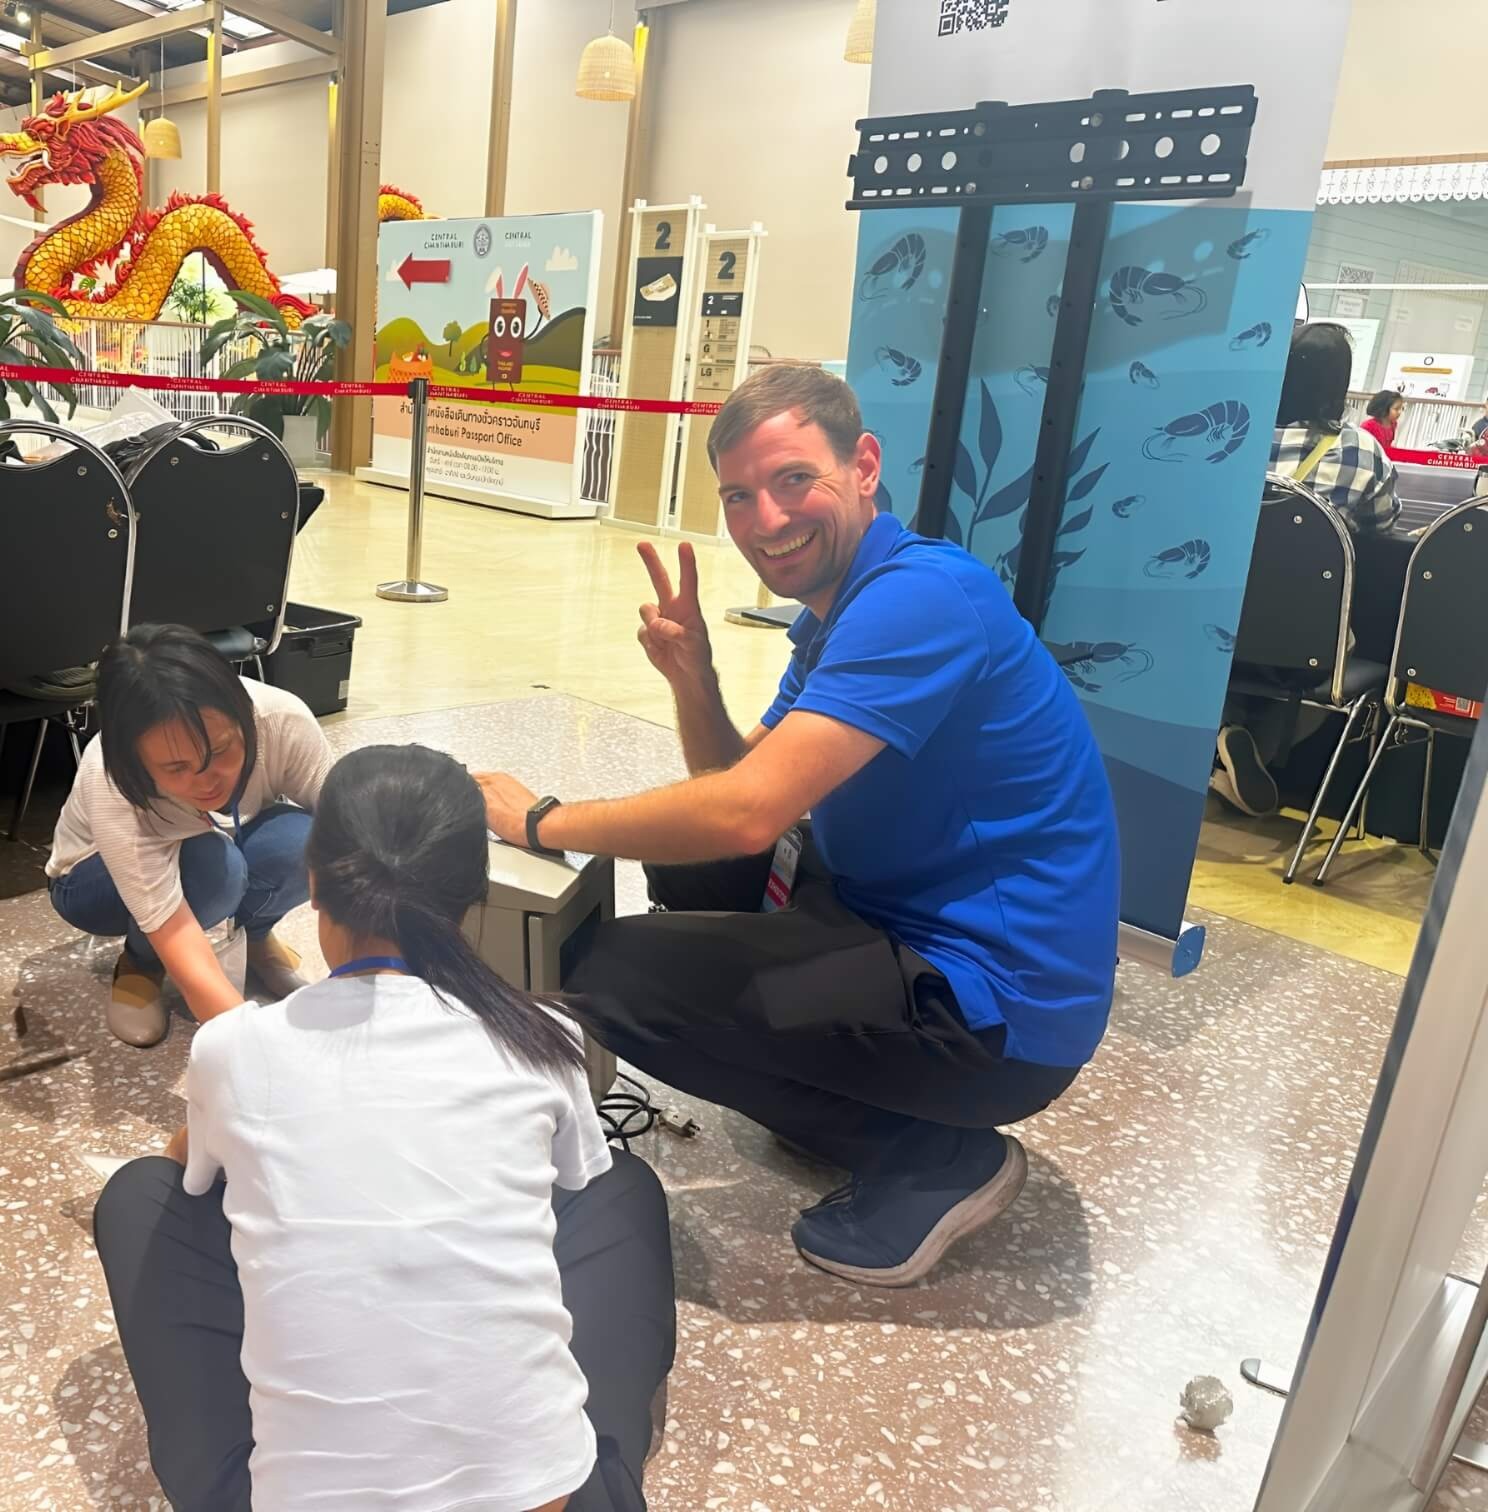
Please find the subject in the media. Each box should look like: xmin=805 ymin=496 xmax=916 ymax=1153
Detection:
xmin=377 ymin=378 xmax=449 ymax=604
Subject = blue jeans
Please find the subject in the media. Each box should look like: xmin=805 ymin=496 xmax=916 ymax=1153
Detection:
xmin=49 ymin=805 xmax=312 ymax=966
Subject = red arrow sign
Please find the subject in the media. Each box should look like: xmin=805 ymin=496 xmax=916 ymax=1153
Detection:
xmin=397 ymin=254 xmax=452 ymax=289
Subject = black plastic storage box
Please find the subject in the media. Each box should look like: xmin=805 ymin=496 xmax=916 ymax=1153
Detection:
xmin=263 ymin=604 xmax=362 ymax=717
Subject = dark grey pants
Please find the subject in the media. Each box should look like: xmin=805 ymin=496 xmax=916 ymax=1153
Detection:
xmin=567 ymin=846 xmax=1081 ymax=1178
xmin=93 ymin=1152 xmax=675 ymax=1511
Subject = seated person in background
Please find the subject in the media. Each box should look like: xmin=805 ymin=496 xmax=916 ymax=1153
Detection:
xmin=92 ymin=744 xmax=676 ymax=1512
xmin=477 ymin=366 xmax=1121 ymax=1290
xmin=1213 ymin=324 xmax=1400 ymax=816
xmin=1361 ymin=388 xmax=1404 ymax=455
xmin=1472 ymin=399 xmax=1488 ymax=442
xmin=47 ymin=625 xmax=321 ymax=1046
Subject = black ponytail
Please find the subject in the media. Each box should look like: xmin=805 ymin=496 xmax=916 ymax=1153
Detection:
xmin=307 ymin=744 xmax=584 ymax=1077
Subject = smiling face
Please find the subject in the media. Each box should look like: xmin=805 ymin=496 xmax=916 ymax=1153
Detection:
xmin=487 ymin=297 xmax=526 ymax=383
xmin=136 ymin=708 xmax=246 ymax=813
xmin=716 ymin=409 xmax=882 ymax=617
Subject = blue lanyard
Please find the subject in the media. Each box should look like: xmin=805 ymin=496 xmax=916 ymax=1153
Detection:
xmin=328 ymin=956 xmax=411 ymax=979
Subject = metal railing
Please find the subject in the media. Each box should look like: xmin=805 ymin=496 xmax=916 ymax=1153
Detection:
xmin=45 ymin=315 xmax=256 ymax=423
xmin=1344 ymin=390 xmax=1482 ymax=451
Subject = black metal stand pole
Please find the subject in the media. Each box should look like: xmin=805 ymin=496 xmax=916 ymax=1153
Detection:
xmin=913 ymin=200 xmax=995 ymax=541
xmin=1012 ymin=197 xmax=1112 ymax=628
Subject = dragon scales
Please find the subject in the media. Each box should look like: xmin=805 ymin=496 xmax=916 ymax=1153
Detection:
xmin=1 ymin=83 xmax=430 ymax=325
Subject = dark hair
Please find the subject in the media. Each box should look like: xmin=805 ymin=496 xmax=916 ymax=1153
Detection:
xmin=708 ymin=364 xmax=864 ymax=471
xmin=1367 ymin=389 xmax=1403 ymax=421
xmin=307 ymin=744 xmax=584 ymax=1077
xmin=1276 ymin=322 xmax=1354 ymax=432
xmin=98 ymin=624 xmax=259 ymax=812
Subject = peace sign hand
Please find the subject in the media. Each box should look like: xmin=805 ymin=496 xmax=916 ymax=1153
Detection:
xmin=636 ymin=541 xmax=712 ymax=687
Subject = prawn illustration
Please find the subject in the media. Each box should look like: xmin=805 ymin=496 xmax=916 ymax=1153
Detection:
xmin=859 ymin=232 xmax=928 ymax=301
xmin=1142 ymin=400 xmax=1251 ymax=464
xmin=875 ymin=346 xmax=923 ymax=387
xmin=1014 ymin=364 xmax=1050 ymax=397
xmin=1204 ymin=624 xmax=1237 ymax=652
xmin=1227 ymin=228 xmax=1272 ymax=260
xmin=1047 ymin=293 xmax=1063 ymax=318
xmin=1143 ymin=538 xmax=1213 ymax=579
xmin=1111 ymin=493 xmax=1146 ymax=519
xmin=989 ymin=226 xmax=1049 ymax=263
xmin=1048 ymin=641 xmax=1155 ymax=694
xmin=1129 ymin=361 xmax=1160 ymax=389
xmin=1109 ymin=265 xmax=1207 ymax=328
xmin=1229 ymin=321 xmax=1273 ymax=351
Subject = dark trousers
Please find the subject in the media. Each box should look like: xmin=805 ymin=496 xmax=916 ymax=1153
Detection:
xmin=93 ymin=1152 xmax=676 ymax=1512
xmin=566 ymin=846 xmax=1080 ymax=1178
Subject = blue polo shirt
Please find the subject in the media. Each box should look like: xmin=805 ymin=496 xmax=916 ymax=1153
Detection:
xmin=761 ymin=513 xmax=1120 ymax=1068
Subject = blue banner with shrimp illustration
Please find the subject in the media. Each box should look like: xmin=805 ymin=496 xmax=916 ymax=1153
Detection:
xmin=851 ymin=0 xmax=1349 ymax=947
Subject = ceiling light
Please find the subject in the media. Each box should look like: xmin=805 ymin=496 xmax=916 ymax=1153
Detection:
xmin=577 ymin=1 xmax=636 ymax=102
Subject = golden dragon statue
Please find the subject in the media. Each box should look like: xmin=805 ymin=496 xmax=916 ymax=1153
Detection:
xmin=0 ymin=83 xmax=434 ymax=326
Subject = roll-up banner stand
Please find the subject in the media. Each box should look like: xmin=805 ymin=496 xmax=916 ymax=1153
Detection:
xmin=849 ymin=0 xmax=1351 ymax=974
xmin=673 ymin=223 xmax=766 ymax=540
xmin=606 ymin=197 xmax=706 ymax=532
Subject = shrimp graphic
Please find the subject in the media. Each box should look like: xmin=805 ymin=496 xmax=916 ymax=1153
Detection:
xmin=875 ymin=346 xmax=923 ymax=387
xmin=1129 ymin=361 xmax=1160 ymax=389
xmin=1142 ymin=400 xmax=1251 ymax=464
xmin=1227 ymin=228 xmax=1272 ymax=260
xmin=1111 ymin=494 xmax=1146 ymax=519
xmin=1204 ymin=624 xmax=1237 ymax=652
xmin=1047 ymin=293 xmax=1063 ymax=318
xmin=1048 ymin=641 xmax=1155 ymax=694
xmin=989 ymin=226 xmax=1049 ymax=263
xmin=859 ymin=233 xmax=928 ymax=301
xmin=1229 ymin=321 xmax=1273 ymax=351
xmin=1109 ymin=265 xmax=1207 ymax=328
xmin=1143 ymin=539 xmax=1213 ymax=579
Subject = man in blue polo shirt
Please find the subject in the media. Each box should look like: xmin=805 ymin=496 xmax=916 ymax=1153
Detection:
xmin=478 ymin=365 xmax=1120 ymax=1288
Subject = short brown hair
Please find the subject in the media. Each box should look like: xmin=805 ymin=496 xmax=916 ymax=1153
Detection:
xmin=707 ymin=365 xmax=864 ymax=472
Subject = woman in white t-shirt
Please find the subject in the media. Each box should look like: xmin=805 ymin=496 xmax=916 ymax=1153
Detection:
xmin=92 ymin=743 xmax=676 ymax=1512
xmin=47 ymin=623 xmax=330 ymax=1046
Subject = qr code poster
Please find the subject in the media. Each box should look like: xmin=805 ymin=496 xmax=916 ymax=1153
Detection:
xmin=938 ymin=0 xmax=1012 ymax=33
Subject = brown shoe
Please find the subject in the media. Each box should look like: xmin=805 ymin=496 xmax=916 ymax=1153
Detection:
xmin=107 ymin=951 xmax=167 ymax=1048
xmin=246 ymin=932 xmax=309 ymax=1002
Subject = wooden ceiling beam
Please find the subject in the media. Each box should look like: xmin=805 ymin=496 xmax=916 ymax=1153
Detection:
xmin=27 ymin=1 xmax=214 ymax=71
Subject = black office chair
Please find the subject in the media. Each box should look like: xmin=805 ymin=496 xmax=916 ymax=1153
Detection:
xmin=1316 ymin=496 xmax=1488 ymax=884
xmin=123 ymin=416 xmax=298 ymax=665
xmin=0 ymin=422 xmax=136 ymax=838
xmin=1227 ymin=473 xmax=1388 ymax=884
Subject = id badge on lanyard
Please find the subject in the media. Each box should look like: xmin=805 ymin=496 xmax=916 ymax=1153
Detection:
xmin=762 ymin=826 xmax=802 ymax=913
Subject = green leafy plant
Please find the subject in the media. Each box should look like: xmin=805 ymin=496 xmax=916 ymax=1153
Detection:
xmin=165 ymin=272 xmax=216 ymax=325
xmin=199 ymin=291 xmax=351 ymax=439
xmin=442 ymin=319 xmax=462 ymax=358
xmin=0 ymin=289 xmax=81 ymax=423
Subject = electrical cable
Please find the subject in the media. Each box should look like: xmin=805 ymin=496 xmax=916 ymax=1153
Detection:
xmin=597 ymin=1071 xmax=658 ymax=1151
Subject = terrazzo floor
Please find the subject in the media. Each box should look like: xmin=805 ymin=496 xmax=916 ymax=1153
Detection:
xmin=0 ymin=694 xmax=1481 ymax=1511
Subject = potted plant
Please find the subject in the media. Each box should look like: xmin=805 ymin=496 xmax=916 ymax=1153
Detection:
xmin=199 ymin=291 xmax=351 ymax=466
xmin=0 ymin=289 xmax=82 ymax=426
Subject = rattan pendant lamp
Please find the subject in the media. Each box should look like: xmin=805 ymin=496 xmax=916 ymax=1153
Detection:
xmin=576 ymin=1 xmax=636 ymax=102
xmin=142 ymin=35 xmax=181 ymax=159
xmin=845 ymin=0 xmax=876 ymax=63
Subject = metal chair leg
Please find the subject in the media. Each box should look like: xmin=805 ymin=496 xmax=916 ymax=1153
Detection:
xmin=1419 ymin=728 xmax=1437 ymax=858
xmin=8 ymin=718 xmax=48 ymax=842
xmin=1284 ymin=698 xmax=1366 ymax=885
xmin=1316 ymin=713 xmax=1400 ymax=886
xmin=64 ymin=715 xmax=82 ymax=768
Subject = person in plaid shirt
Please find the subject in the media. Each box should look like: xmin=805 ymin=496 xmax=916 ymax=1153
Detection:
xmin=1213 ymin=323 xmax=1401 ymax=815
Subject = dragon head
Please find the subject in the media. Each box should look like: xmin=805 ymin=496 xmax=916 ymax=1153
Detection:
xmin=0 ymin=82 xmax=148 ymax=211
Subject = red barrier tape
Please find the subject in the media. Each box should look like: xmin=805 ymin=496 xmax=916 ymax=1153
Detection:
xmin=1392 ymin=447 xmax=1485 ymax=472
xmin=0 ymin=363 xmax=724 ymax=418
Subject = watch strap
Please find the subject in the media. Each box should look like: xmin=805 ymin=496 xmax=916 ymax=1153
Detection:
xmin=526 ymin=796 xmax=561 ymax=852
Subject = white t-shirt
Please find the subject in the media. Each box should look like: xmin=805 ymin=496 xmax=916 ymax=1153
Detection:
xmin=46 ymin=679 xmax=331 ymax=933
xmin=184 ymin=975 xmax=612 ymax=1511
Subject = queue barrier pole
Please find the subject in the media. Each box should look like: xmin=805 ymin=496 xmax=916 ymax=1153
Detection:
xmin=376 ymin=378 xmax=447 ymax=605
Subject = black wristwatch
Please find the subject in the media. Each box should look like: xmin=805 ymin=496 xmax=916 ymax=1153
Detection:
xmin=526 ymin=795 xmax=562 ymax=852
